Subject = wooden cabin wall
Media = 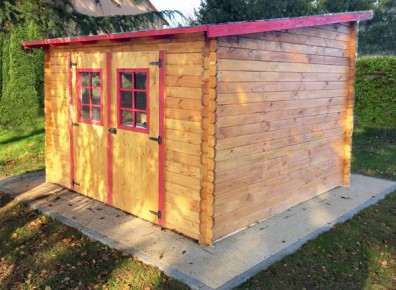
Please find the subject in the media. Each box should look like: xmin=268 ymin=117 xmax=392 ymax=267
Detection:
xmin=213 ymin=23 xmax=357 ymax=240
xmin=44 ymin=33 xmax=205 ymax=240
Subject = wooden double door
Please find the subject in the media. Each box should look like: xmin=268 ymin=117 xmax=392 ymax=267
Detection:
xmin=69 ymin=51 xmax=164 ymax=224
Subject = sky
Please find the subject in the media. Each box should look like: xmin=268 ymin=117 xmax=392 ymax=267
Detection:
xmin=150 ymin=0 xmax=202 ymax=20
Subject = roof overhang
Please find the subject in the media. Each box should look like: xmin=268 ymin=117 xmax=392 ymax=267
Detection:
xmin=23 ymin=10 xmax=373 ymax=49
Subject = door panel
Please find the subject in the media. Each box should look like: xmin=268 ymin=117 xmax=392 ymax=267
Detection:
xmin=72 ymin=53 xmax=108 ymax=202
xmin=111 ymin=51 xmax=160 ymax=223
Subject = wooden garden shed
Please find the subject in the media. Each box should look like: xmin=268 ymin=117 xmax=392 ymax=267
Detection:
xmin=23 ymin=11 xmax=372 ymax=245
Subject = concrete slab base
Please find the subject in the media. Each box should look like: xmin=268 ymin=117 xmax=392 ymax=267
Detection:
xmin=1 ymin=172 xmax=395 ymax=290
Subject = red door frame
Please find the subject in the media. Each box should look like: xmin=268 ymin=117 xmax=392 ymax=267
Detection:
xmin=67 ymin=55 xmax=75 ymax=191
xmin=158 ymin=50 xmax=165 ymax=226
xmin=106 ymin=53 xmax=113 ymax=206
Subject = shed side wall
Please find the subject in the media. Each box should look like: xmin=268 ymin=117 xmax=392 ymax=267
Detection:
xmin=45 ymin=33 xmax=205 ymax=240
xmin=213 ymin=23 xmax=354 ymax=240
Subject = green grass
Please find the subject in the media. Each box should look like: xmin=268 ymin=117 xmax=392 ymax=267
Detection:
xmin=0 ymin=121 xmax=395 ymax=289
xmin=352 ymin=128 xmax=396 ymax=181
xmin=0 ymin=118 xmax=45 ymax=178
xmin=0 ymin=194 xmax=188 ymax=289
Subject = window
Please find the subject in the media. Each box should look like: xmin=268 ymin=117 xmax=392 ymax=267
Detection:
xmin=117 ymin=69 xmax=149 ymax=133
xmin=77 ymin=69 xmax=103 ymax=125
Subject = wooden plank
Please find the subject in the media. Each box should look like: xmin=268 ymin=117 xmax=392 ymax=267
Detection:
xmin=218 ymin=70 xmax=348 ymax=83
xmin=216 ymin=89 xmax=346 ymax=105
xmin=217 ymin=46 xmax=349 ymax=66
xmin=166 ymin=160 xmax=201 ymax=179
xmin=243 ymin=30 xmax=349 ymax=50
xmin=217 ymin=98 xmax=346 ymax=116
xmin=167 ymin=53 xmax=203 ymax=65
xmin=166 ymin=64 xmax=203 ymax=76
xmin=165 ymin=140 xmax=201 ymax=156
xmin=288 ymin=26 xmax=350 ymax=42
xmin=218 ymin=59 xmax=349 ymax=73
xmin=165 ymin=118 xmax=201 ymax=134
xmin=166 ymin=97 xmax=202 ymax=110
xmin=165 ymin=181 xmax=201 ymax=201
xmin=215 ymin=160 xmax=343 ymax=216
xmin=217 ymin=105 xmax=345 ymax=128
xmin=213 ymin=171 xmax=343 ymax=239
xmin=165 ymin=129 xmax=201 ymax=145
xmin=218 ymin=37 xmax=347 ymax=57
xmin=165 ymin=171 xmax=201 ymax=191
xmin=216 ymin=123 xmax=344 ymax=151
xmin=165 ymin=150 xmax=201 ymax=167
xmin=166 ymin=87 xmax=202 ymax=99
xmin=216 ymin=129 xmax=344 ymax=161
xmin=166 ymin=75 xmax=202 ymax=88
xmin=165 ymin=108 xmax=201 ymax=122
xmin=215 ymin=136 xmax=344 ymax=172
xmin=216 ymin=112 xmax=345 ymax=139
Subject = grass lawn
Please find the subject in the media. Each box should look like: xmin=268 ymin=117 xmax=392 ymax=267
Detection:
xmin=0 ymin=122 xmax=395 ymax=289
xmin=0 ymin=118 xmax=45 ymax=178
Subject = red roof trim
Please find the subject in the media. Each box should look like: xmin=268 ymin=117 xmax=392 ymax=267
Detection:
xmin=207 ymin=11 xmax=373 ymax=38
xmin=22 ymin=11 xmax=372 ymax=49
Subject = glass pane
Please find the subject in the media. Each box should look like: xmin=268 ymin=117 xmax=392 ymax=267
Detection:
xmin=134 ymin=72 xmax=147 ymax=89
xmin=91 ymin=73 xmax=100 ymax=87
xmin=81 ymin=106 xmax=90 ymax=120
xmin=92 ymin=107 xmax=101 ymax=121
xmin=135 ymin=92 xmax=146 ymax=110
xmin=136 ymin=112 xmax=147 ymax=129
xmin=121 ymin=73 xmax=132 ymax=88
xmin=81 ymin=89 xmax=89 ymax=104
xmin=121 ymin=91 xmax=133 ymax=108
xmin=80 ymin=72 xmax=89 ymax=86
xmin=92 ymin=89 xmax=101 ymax=105
xmin=121 ymin=110 xmax=133 ymax=127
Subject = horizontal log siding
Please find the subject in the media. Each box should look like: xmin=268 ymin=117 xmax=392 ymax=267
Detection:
xmin=213 ymin=24 xmax=352 ymax=240
xmin=46 ymin=33 xmax=205 ymax=240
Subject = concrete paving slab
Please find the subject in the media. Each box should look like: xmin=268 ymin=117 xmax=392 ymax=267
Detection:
xmin=1 ymin=172 xmax=395 ymax=290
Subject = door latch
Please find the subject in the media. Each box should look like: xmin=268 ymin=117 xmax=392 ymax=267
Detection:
xmin=108 ymin=128 xmax=117 ymax=134
xmin=149 ymin=136 xmax=162 ymax=144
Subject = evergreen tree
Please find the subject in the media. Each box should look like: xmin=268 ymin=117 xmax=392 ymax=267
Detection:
xmin=1 ymin=34 xmax=10 ymax=103
xmin=0 ymin=25 xmax=39 ymax=126
xmin=0 ymin=33 xmax=3 ymax=101
xmin=193 ymin=0 xmax=316 ymax=25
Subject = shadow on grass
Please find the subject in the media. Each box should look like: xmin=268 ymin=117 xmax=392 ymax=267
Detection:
xmin=0 ymin=193 xmax=189 ymax=289
xmin=0 ymin=128 xmax=45 ymax=146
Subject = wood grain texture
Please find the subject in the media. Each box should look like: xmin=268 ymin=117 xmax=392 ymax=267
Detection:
xmin=213 ymin=23 xmax=352 ymax=241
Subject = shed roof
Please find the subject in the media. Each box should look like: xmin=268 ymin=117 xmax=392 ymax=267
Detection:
xmin=23 ymin=11 xmax=372 ymax=49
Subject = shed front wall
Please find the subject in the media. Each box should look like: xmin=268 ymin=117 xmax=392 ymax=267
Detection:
xmin=213 ymin=23 xmax=356 ymax=240
xmin=44 ymin=33 xmax=207 ymax=240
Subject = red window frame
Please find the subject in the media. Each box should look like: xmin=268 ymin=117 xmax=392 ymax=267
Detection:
xmin=117 ymin=68 xmax=150 ymax=133
xmin=76 ymin=69 xmax=103 ymax=125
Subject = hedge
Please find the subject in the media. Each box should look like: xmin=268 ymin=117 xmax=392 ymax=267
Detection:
xmin=355 ymin=56 xmax=396 ymax=129
xmin=0 ymin=25 xmax=39 ymax=126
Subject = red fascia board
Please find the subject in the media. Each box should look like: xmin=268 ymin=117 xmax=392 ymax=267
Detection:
xmin=207 ymin=11 xmax=373 ymax=38
xmin=22 ymin=11 xmax=372 ymax=49
xmin=23 ymin=25 xmax=208 ymax=49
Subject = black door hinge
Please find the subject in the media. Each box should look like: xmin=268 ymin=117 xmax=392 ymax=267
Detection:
xmin=149 ymin=136 xmax=162 ymax=145
xmin=72 ymin=179 xmax=80 ymax=186
xmin=108 ymin=127 xmax=117 ymax=134
xmin=149 ymin=59 xmax=162 ymax=67
xmin=149 ymin=210 xmax=162 ymax=219
xmin=69 ymin=61 xmax=77 ymax=68
xmin=72 ymin=122 xmax=79 ymax=127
